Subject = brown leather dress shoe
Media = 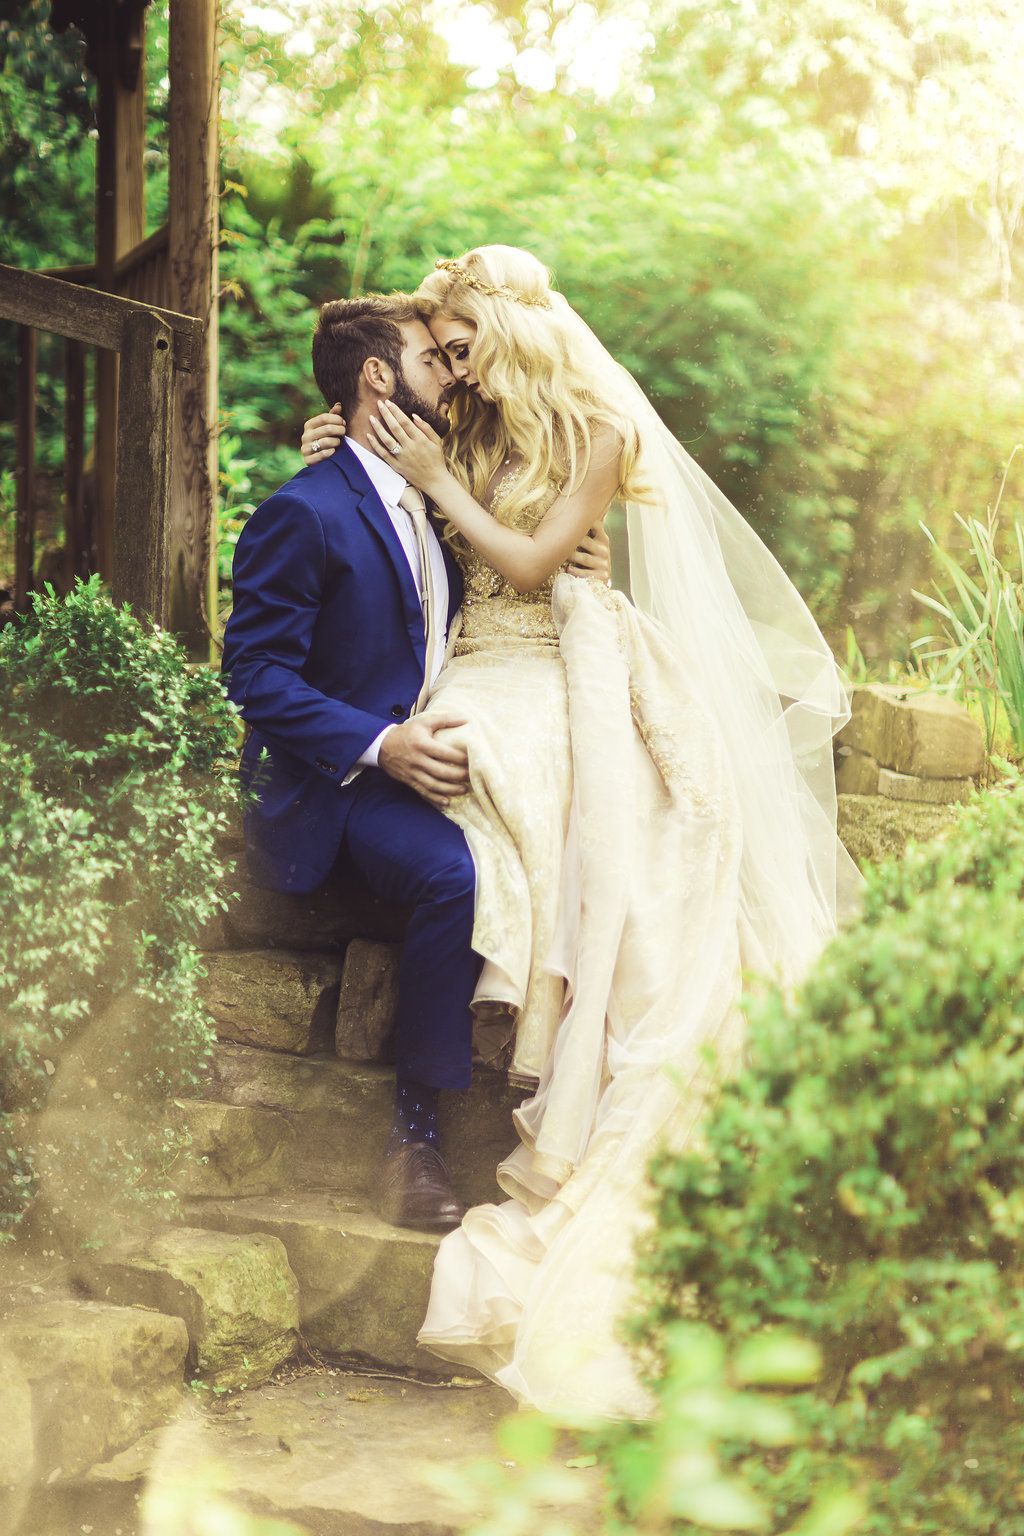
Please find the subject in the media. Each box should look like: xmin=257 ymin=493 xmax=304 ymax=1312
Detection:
xmin=378 ymin=1142 xmax=466 ymax=1232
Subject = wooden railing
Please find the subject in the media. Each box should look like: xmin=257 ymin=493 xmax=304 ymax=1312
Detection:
xmin=1 ymin=261 xmax=202 ymax=626
xmin=9 ymin=225 xmax=174 ymax=606
xmin=49 ymin=223 xmax=172 ymax=308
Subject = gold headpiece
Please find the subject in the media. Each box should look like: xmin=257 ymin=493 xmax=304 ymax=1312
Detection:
xmin=434 ymin=257 xmax=554 ymax=311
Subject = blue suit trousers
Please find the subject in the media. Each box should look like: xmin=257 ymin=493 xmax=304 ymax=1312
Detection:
xmin=340 ymin=769 xmax=480 ymax=1092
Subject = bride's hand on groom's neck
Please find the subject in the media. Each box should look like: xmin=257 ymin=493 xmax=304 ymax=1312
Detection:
xmin=301 ymin=406 xmax=346 ymax=464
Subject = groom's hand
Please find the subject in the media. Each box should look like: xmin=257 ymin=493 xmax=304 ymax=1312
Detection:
xmin=378 ymin=714 xmax=471 ymax=809
xmin=567 ymin=523 xmax=612 ymax=584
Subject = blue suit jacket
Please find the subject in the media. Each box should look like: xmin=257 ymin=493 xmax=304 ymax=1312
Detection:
xmin=221 ymin=444 xmax=464 ymax=892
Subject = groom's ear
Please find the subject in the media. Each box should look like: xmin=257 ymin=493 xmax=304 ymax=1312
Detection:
xmin=361 ymin=355 xmax=394 ymax=397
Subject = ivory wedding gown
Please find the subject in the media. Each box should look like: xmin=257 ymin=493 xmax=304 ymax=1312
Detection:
xmin=417 ymin=469 xmax=756 ymax=1418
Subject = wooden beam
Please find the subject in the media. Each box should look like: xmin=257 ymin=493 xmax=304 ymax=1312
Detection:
xmin=94 ymin=1 xmax=146 ymax=284
xmin=14 ymin=326 xmax=38 ymax=613
xmin=113 ymin=308 xmax=174 ymax=625
xmin=0 ymin=264 xmax=202 ymax=370
xmin=168 ymin=0 xmax=219 ymax=656
xmin=64 ymin=338 xmax=88 ymax=580
xmin=93 ymin=0 xmax=148 ymax=585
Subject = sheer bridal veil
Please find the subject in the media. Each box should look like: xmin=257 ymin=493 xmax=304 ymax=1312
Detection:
xmin=551 ymin=292 xmax=860 ymax=981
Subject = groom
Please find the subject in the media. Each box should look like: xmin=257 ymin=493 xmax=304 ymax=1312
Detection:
xmin=223 ymin=292 xmax=610 ymax=1235
xmin=223 ymin=294 xmax=479 ymax=1233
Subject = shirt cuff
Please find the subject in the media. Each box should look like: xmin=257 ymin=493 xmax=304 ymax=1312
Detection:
xmin=341 ymin=725 xmax=395 ymax=786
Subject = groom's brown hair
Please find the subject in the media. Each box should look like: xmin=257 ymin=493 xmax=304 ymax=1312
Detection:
xmin=312 ymin=294 xmax=420 ymax=420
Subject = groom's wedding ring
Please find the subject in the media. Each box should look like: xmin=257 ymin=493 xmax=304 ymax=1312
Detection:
xmin=311 ymin=438 xmax=322 ymax=454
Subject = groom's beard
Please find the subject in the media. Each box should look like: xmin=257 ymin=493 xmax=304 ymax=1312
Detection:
xmin=390 ymin=370 xmax=452 ymax=439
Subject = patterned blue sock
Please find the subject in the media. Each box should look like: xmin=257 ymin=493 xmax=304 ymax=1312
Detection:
xmin=387 ymin=1078 xmax=440 ymax=1155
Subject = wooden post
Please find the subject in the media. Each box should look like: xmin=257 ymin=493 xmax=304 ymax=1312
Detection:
xmin=168 ymin=0 xmax=219 ymax=655
xmin=93 ymin=0 xmax=147 ymax=584
xmin=14 ymin=325 xmax=38 ymax=613
xmin=113 ymin=309 xmax=174 ymax=626
xmin=64 ymin=338 xmax=88 ymax=579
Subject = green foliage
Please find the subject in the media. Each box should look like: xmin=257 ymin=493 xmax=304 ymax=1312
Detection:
xmin=632 ymin=782 xmax=1024 ymax=1533
xmin=599 ymin=1327 xmax=863 ymax=1536
xmin=217 ymin=192 xmax=349 ymax=504
xmin=216 ymin=429 xmax=258 ymax=629
xmin=219 ymin=80 xmax=870 ymax=611
xmin=912 ymin=448 xmax=1024 ymax=759
xmin=431 ymin=1328 xmax=862 ymax=1536
xmin=3 ymin=0 xmax=1022 ymax=647
xmin=0 ymin=577 xmax=240 ymax=1245
xmin=0 ymin=0 xmax=94 ymax=271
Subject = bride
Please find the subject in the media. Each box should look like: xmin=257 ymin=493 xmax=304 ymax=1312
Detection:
xmin=301 ymin=245 xmax=858 ymax=1418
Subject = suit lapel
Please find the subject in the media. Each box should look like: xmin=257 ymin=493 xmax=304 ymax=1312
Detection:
xmin=327 ymin=446 xmax=427 ymax=659
xmin=326 ymin=446 xmax=466 ymax=657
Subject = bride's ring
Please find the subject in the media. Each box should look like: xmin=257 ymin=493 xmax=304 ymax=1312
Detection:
xmin=311 ymin=438 xmax=322 ymax=454
xmin=390 ymin=442 xmax=402 ymax=455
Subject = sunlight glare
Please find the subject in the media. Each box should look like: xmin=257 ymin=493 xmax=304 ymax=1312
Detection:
xmin=429 ymin=0 xmax=653 ymax=98
xmin=239 ymin=3 xmax=290 ymax=35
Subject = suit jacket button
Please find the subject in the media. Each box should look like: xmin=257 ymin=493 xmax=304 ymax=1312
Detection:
xmin=390 ymin=705 xmax=406 ymax=718
xmin=316 ymin=756 xmax=338 ymax=773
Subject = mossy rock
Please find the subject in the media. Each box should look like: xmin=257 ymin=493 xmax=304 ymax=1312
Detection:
xmin=837 ymin=791 xmax=962 ymax=867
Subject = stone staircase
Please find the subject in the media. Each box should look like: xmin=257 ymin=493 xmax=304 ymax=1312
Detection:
xmin=172 ymin=839 xmax=526 ymax=1373
xmin=2 ymin=842 xmax=539 ymax=1536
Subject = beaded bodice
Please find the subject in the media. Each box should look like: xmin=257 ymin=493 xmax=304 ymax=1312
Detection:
xmin=453 ymin=465 xmax=565 ymax=655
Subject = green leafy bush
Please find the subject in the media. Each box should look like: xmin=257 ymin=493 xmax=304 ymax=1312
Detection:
xmin=599 ymin=1328 xmax=862 ymax=1536
xmin=0 ymin=578 xmax=240 ymax=1246
xmin=435 ymin=1326 xmax=860 ymax=1536
xmin=632 ymin=783 xmax=1024 ymax=1533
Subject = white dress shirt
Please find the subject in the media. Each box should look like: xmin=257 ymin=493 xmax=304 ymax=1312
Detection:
xmin=346 ymin=439 xmax=451 ymax=772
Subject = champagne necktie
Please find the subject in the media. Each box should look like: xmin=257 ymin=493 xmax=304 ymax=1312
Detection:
xmin=398 ymin=485 xmax=438 ymax=715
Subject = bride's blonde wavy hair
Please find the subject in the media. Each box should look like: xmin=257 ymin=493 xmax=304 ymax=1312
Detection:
xmin=413 ymin=245 xmax=647 ymax=523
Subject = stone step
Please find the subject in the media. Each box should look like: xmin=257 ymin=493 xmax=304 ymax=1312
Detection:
xmin=877 ymin=765 xmax=973 ymax=805
xmin=202 ymin=1044 xmax=525 ymax=1210
xmin=200 ymin=949 xmax=345 ymax=1054
xmin=76 ymin=1225 xmax=300 ymax=1391
xmin=335 ymin=939 xmax=401 ymax=1063
xmin=199 ymin=938 xmax=403 ymax=1067
xmin=185 ymin=1192 xmax=445 ymax=1374
xmin=838 ymin=683 xmax=985 ymax=780
xmin=172 ymin=1098 xmax=297 ymax=1198
xmin=834 ymin=744 xmax=880 ymax=796
xmin=200 ymin=847 xmax=408 ymax=956
xmin=198 ymin=933 xmax=405 ymax=1069
xmin=836 ymin=791 xmax=962 ymax=867
xmin=0 ymin=1294 xmax=189 ymax=1525
xmin=34 ymin=1368 xmax=598 ymax=1536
